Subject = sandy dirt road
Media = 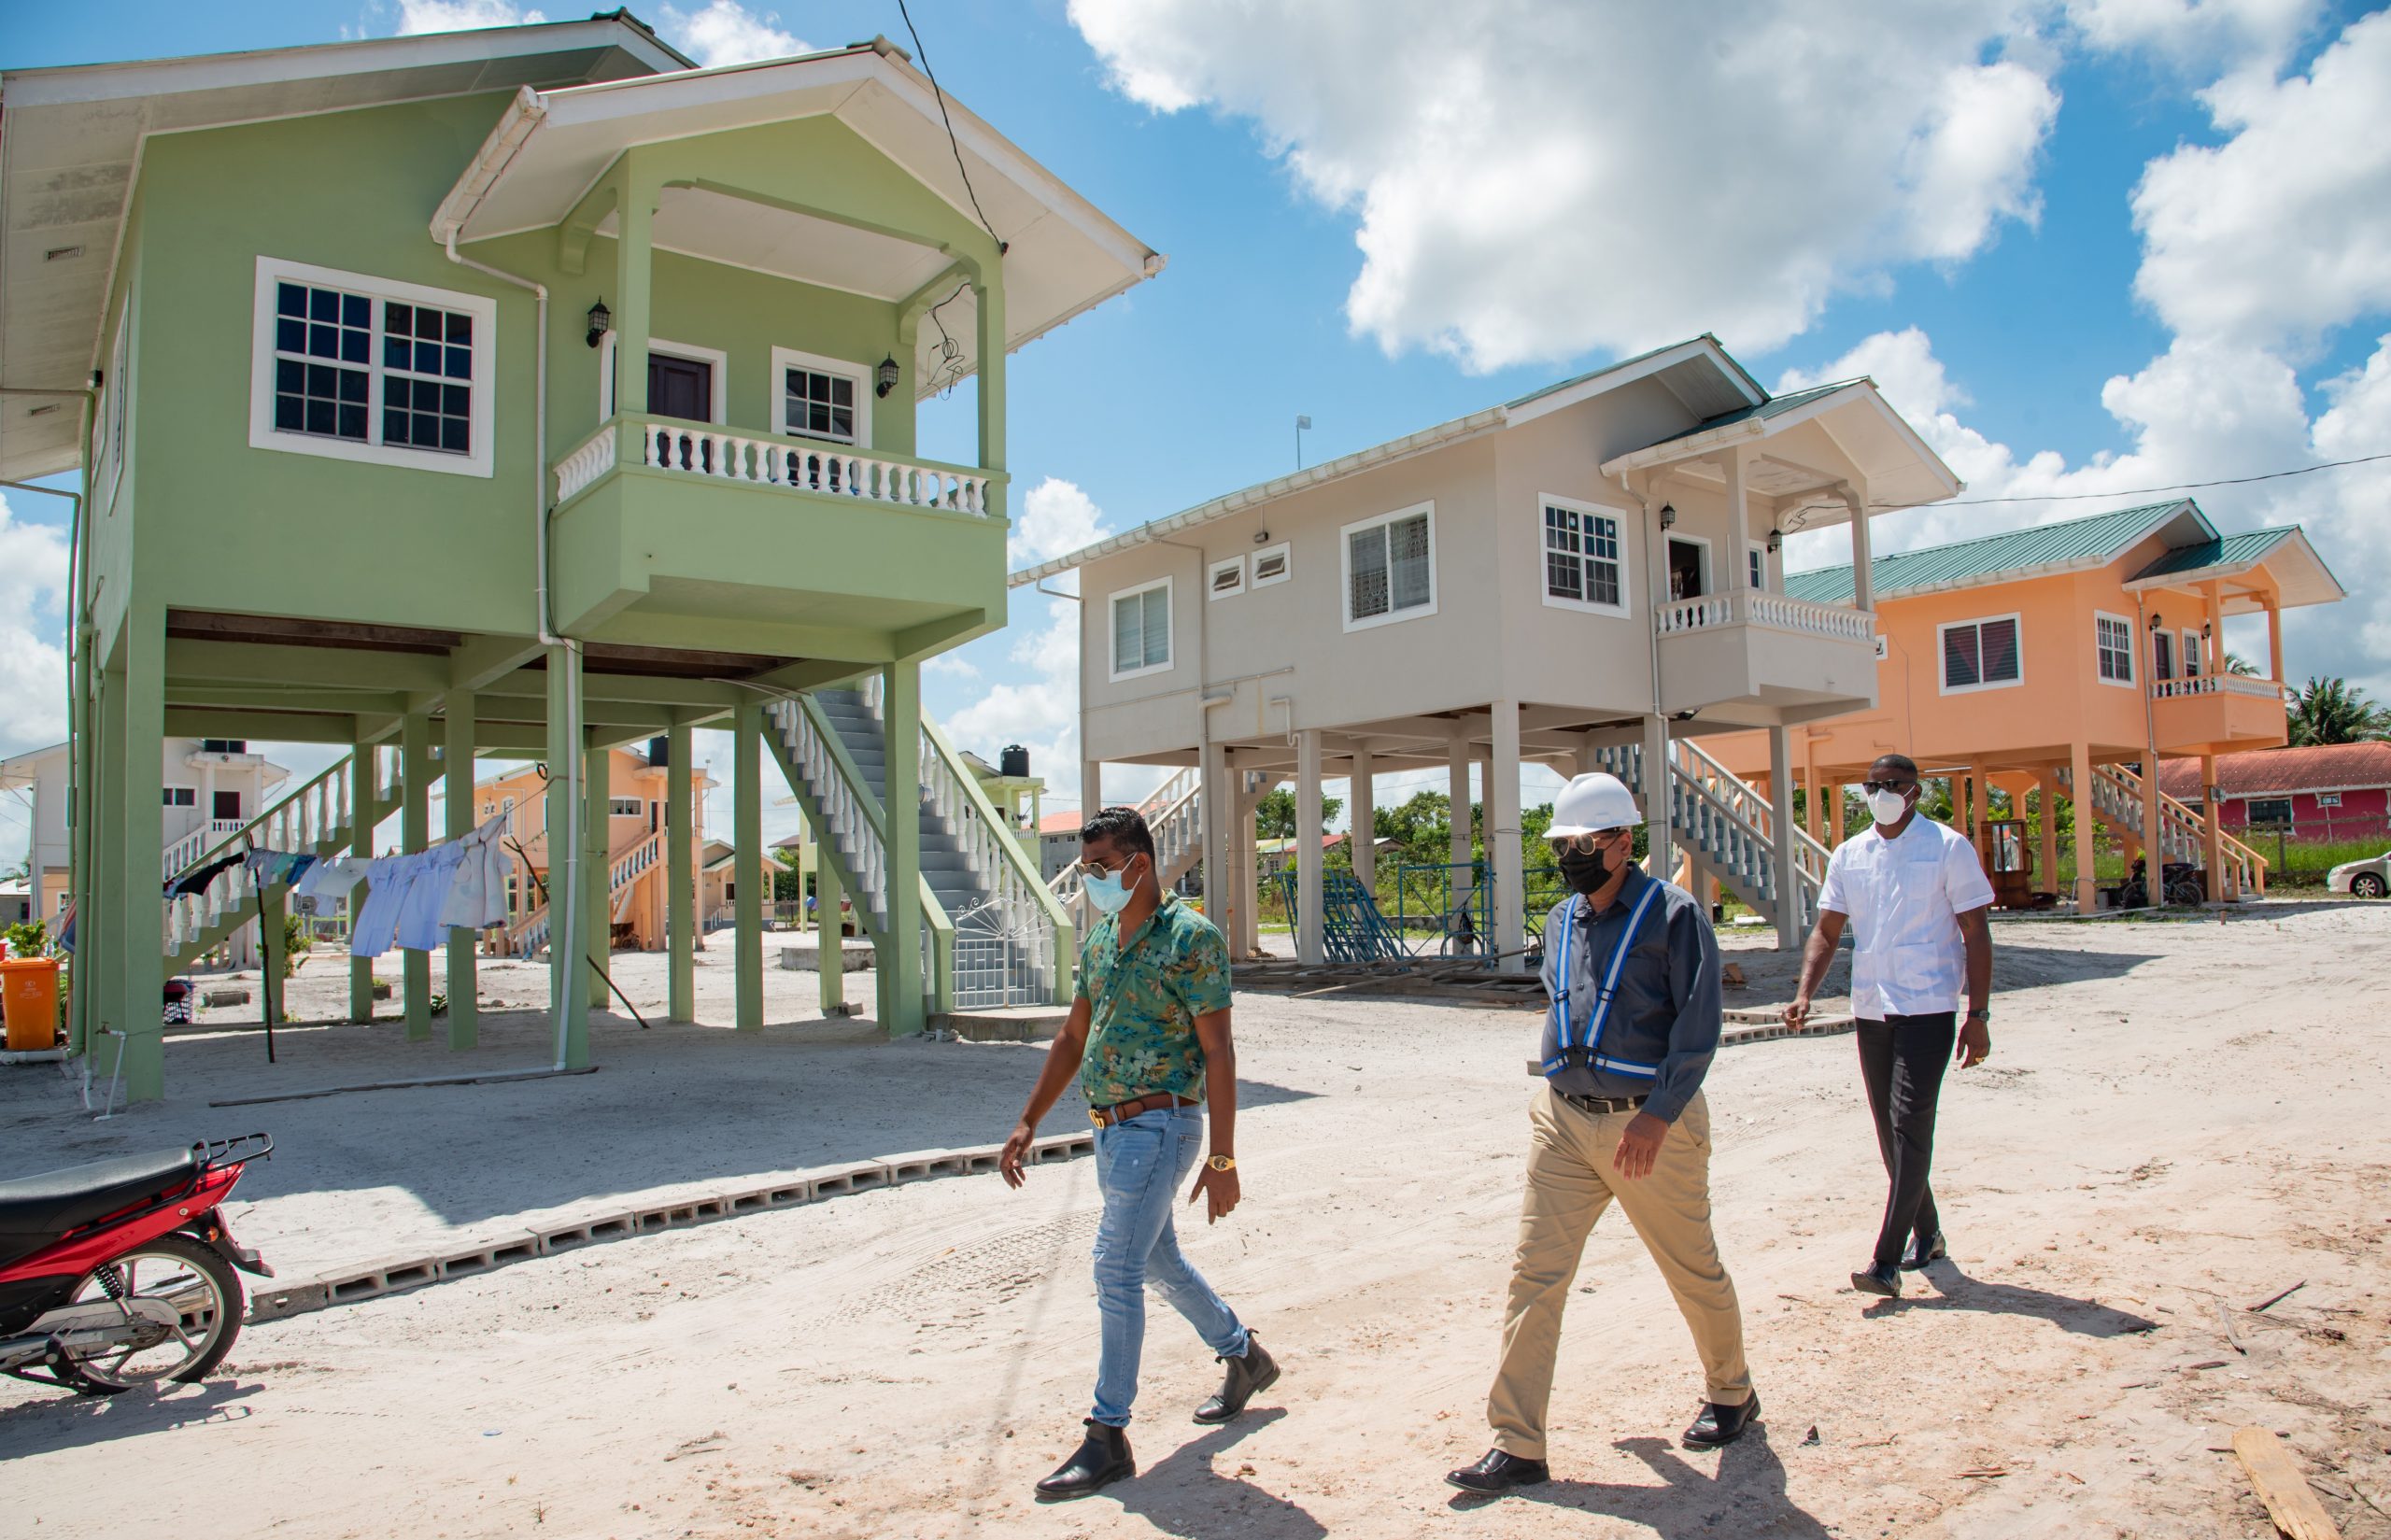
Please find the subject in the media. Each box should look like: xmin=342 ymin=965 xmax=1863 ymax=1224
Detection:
xmin=3 ymin=904 xmax=2387 ymax=1538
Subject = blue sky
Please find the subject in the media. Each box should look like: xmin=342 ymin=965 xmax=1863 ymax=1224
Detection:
xmin=7 ymin=0 xmax=2391 ymax=863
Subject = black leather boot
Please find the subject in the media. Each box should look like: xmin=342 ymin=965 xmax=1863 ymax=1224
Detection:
xmin=1194 ymin=1335 xmax=1280 ymax=1424
xmin=1683 ymin=1392 xmax=1761 ymax=1448
xmin=1851 ymin=1261 xmax=1903 ymax=1298
xmin=1446 ymin=1448 xmax=1549 ymax=1494
xmin=1034 ymin=1419 xmax=1135 ymax=1501
xmin=1901 ymin=1230 xmax=1947 ymax=1271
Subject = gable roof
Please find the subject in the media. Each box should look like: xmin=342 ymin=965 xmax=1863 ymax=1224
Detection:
xmin=1783 ymin=501 xmax=2204 ymax=606
xmin=0 ymin=13 xmax=691 ymax=481
xmin=2156 ymin=741 xmax=2391 ymax=801
xmin=1011 ymin=335 xmax=1833 ymax=588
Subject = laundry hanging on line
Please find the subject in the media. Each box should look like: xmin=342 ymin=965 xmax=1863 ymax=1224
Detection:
xmin=177 ymin=809 xmax=521 ymax=958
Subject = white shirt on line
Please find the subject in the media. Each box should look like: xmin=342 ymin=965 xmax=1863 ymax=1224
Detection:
xmin=1817 ymin=813 xmax=1996 ymax=1019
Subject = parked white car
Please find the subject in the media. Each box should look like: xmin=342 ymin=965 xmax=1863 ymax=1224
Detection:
xmin=2326 ymin=851 xmax=2390 ymax=897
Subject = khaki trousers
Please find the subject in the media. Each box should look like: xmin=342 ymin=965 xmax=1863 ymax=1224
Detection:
xmin=1487 ymin=1086 xmax=1752 ymax=1460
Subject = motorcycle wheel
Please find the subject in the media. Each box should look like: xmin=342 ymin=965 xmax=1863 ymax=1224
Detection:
xmin=63 ymin=1233 xmax=244 ymax=1393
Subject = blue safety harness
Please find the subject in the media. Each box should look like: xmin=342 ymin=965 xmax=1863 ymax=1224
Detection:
xmin=1541 ymin=881 xmax=1666 ymax=1081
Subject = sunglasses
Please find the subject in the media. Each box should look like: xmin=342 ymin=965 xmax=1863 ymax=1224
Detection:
xmin=1860 ymin=780 xmax=1917 ymax=795
xmin=1546 ymin=832 xmax=1620 ymax=856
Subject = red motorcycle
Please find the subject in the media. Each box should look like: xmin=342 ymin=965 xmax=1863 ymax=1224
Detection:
xmin=0 ymin=1134 xmax=275 ymax=1395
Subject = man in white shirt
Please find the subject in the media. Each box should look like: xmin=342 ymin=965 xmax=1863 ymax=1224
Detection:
xmin=1785 ymin=754 xmax=1993 ymax=1300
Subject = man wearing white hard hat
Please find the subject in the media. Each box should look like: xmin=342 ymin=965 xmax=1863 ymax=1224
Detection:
xmin=1448 ymin=771 xmax=1756 ymax=1497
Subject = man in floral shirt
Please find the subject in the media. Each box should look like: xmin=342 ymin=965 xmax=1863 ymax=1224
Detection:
xmin=1000 ymin=806 xmax=1275 ymax=1500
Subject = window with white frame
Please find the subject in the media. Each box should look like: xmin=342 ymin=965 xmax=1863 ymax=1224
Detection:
xmin=2182 ymin=630 xmax=2202 ymax=677
xmin=2095 ymin=612 xmax=2135 ymax=685
xmin=2246 ymin=797 xmax=2292 ymax=827
xmin=249 ymin=257 xmax=495 ymax=477
xmin=1748 ymin=544 xmax=1768 ymax=592
xmin=1208 ymin=555 xmax=1246 ymax=600
xmin=1940 ymin=615 xmax=2022 ymax=693
xmin=1110 ymin=577 xmax=1173 ymax=681
xmin=163 ymin=786 xmax=195 ymax=808
xmin=1343 ymin=503 xmax=1436 ymax=630
xmin=2317 ymin=791 xmax=2342 ymax=807
xmin=771 ymin=346 xmax=870 ymax=446
xmin=1252 ymin=543 xmax=1291 ymax=586
xmin=2152 ymin=629 xmax=2175 ymax=681
xmin=610 ymin=797 xmax=644 ymax=817
xmin=1540 ymin=499 xmax=1626 ymax=614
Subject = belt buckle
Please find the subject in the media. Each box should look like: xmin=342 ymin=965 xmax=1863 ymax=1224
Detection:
xmin=1090 ymin=1107 xmax=1107 ymax=1129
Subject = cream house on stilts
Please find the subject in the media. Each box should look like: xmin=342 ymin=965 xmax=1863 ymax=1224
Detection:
xmin=1014 ymin=338 xmax=1963 ymax=961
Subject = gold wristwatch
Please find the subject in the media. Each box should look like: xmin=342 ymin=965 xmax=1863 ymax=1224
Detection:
xmin=1206 ymin=1154 xmax=1237 ymax=1172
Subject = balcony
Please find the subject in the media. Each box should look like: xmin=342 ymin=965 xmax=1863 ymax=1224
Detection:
xmin=2149 ymin=672 xmax=2288 ymax=756
xmin=1655 ymin=589 xmax=1880 ymax=722
xmin=547 ymin=413 xmax=1010 ymax=653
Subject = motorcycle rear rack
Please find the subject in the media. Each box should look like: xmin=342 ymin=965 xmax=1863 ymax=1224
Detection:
xmin=197 ymin=1133 xmax=273 ymax=1170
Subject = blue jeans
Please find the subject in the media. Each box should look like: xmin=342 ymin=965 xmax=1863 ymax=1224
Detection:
xmin=1090 ymin=1106 xmax=1250 ymax=1427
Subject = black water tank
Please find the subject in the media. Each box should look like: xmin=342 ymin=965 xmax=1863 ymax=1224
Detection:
xmin=1000 ymin=743 xmax=1030 ymax=778
xmin=648 ymin=735 xmax=670 ymax=766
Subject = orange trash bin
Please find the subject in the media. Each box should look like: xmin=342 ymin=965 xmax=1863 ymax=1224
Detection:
xmin=2 ymin=956 xmax=62 ymax=1052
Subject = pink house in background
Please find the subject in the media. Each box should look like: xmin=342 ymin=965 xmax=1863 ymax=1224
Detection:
xmin=2156 ymin=742 xmax=2391 ymax=832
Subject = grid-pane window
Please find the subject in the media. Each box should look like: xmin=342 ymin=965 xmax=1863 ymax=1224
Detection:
xmin=2183 ymin=634 xmax=2201 ymax=677
xmin=611 ymin=798 xmax=643 ymax=817
xmin=269 ymin=277 xmax=474 ymax=458
xmin=163 ymin=787 xmax=195 ymax=808
xmin=1348 ymin=510 xmax=1434 ymax=624
xmin=1943 ymin=616 xmax=2021 ymax=690
xmin=1542 ymin=503 xmax=1621 ymax=608
xmin=785 ymin=367 xmax=856 ymax=444
xmin=1749 ymin=547 xmax=1765 ymax=591
xmin=1111 ymin=585 xmax=1170 ymax=674
xmin=2096 ymin=615 xmax=2134 ymax=683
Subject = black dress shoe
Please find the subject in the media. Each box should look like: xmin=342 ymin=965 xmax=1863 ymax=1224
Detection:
xmin=1683 ymin=1392 xmax=1761 ymax=1448
xmin=1445 ymin=1448 xmax=1549 ymax=1494
xmin=1850 ymin=1261 xmax=1903 ymax=1298
xmin=1901 ymin=1231 xmax=1947 ymax=1271
xmin=1195 ymin=1335 xmax=1280 ymax=1424
xmin=1035 ymin=1420 xmax=1135 ymax=1501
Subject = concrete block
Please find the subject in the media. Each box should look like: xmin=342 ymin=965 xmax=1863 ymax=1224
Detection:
xmin=203 ymin=987 xmax=252 ymax=1008
xmin=877 ymin=1148 xmax=970 ymax=1183
xmin=1029 ymin=1131 xmax=1096 ymax=1164
xmin=319 ymin=1254 xmax=441 ymax=1305
xmin=947 ymin=1141 xmax=1007 ymax=1175
xmin=439 ymin=1231 xmax=542 ymax=1279
xmin=778 ymin=943 xmax=872 ymax=973
xmin=248 ymin=1278 xmax=331 ymax=1322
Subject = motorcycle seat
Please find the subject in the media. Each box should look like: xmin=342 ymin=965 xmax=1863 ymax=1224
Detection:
xmin=0 ymin=1147 xmax=198 ymax=1266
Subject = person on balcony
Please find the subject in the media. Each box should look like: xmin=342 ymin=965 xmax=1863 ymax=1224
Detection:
xmin=1785 ymin=753 xmax=1994 ymax=1300
xmin=998 ymin=805 xmax=1275 ymax=1502
xmin=1448 ymin=772 xmax=1756 ymax=1498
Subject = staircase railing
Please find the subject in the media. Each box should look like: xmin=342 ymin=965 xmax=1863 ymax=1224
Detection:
xmin=1050 ymin=764 xmax=1207 ymax=908
xmin=2061 ymin=762 xmax=2267 ymax=895
xmin=1589 ymin=737 xmax=1826 ymax=924
xmin=920 ymin=716 xmax=1075 ymax=1005
xmin=163 ymin=749 xmax=398 ymax=957
xmin=765 ymin=696 xmax=890 ymax=935
xmin=504 ymin=828 xmax=669 ymax=956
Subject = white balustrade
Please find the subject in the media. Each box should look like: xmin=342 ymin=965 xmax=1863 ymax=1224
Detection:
xmin=1657 ymin=589 xmax=1874 ymax=643
xmin=1588 ymin=737 xmax=1828 ymax=923
xmin=630 ymin=418 xmax=992 ymax=516
xmin=162 ymin=753 xmax=375 ymax=958
xmin=555 ymin=423 xmax=617 ymax=502
xmin=769 ymin=699 xmax=889 ymax=925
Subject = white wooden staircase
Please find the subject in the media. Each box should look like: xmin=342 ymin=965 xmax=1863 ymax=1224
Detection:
xmin=2056 ymin=760 xmax=2268 ymax=895
xmin=162 ymin=750 xmax=400 ymax=970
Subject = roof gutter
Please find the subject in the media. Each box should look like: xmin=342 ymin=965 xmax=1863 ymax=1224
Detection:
xmin=1009 ymin=405 xmax=1507 ymax=586
xmin=432 ymin=86 xmax=548 ymax=245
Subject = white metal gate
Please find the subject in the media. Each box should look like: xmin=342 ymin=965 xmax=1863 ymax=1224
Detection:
xmin=953 ymin=895 xmax=1042 ymax=1010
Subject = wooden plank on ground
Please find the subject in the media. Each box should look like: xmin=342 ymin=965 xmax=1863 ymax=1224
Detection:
xmin=2231 ymin=1426 xmax=2342 ymax=1540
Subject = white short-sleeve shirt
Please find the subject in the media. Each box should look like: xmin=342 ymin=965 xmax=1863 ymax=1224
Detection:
xmin=1817 ymin=814 xmax=1996 ymax=1018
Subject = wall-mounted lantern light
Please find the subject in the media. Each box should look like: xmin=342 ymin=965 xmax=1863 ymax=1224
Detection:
xmin=1659 ymin=502 xmax=1677 ymax=529
xmin=875 ymin=354 xmax=901 ymax=399
xmin=1766 ymin=527 xmax=1782 ymax=554
xmin=585 ymin=299 xmax=612 ymax=348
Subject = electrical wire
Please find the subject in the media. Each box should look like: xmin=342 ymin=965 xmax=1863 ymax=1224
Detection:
xmin=894 ymin=0 xmax=1006 ymax=257
xmin=1833 ymin=449 xmax=2391 ymax=519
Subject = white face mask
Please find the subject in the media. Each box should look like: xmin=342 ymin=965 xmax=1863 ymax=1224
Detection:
xmin=1867 ymin=786 xmax=1911 ymax=826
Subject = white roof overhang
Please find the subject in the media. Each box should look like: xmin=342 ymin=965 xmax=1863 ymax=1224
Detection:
xmin=1599 ymin=381 xmax=1963 ymax=528
xmin=0 ymin=16 xmax=686 ymax=481
xmin=432 ymin=42 xmax=1163 ymax=401
xmin=2122 ymin=527 xmax=2347 ymax=611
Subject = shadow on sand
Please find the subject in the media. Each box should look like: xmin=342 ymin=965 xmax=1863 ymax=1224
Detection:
xmin=1862 ymin=1262 xmax=2158 ymax=1336
xmin=1451 ymin=1427 xmax=1831 ymax=1538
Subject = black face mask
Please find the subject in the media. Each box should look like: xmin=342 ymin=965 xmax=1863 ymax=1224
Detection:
xmin=1558 ymin=844 xmax=1615 ymax=896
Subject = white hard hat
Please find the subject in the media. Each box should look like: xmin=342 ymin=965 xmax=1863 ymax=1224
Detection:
xmin=1548 ymin=771 xmax=1644 ymax=837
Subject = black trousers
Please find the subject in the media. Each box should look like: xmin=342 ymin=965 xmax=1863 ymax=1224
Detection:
xmin=1857 ymin=1013 xmax=1956 ymax=1267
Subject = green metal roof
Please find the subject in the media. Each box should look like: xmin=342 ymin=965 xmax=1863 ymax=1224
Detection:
xmin=1502 ymin=333 xmax=1765 ymax=413
xmin=1650 ymin=378 xmax=1859 ymax=445
xmin=2128 ymin=526 xmax=2294 ymax=581
xmin=1783 ymin=500 xmax=2203 ymax=605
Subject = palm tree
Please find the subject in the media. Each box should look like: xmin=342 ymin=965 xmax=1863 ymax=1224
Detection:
xmin=2224 ymin=653 xmax=2259 ymax=676
xmin=2286 ymin=675 xmax=2391 ymax=746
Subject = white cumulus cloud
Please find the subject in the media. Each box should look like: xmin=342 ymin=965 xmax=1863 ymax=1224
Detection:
xmin=1068 ymin=0 xmax=2060 ymax=369
xmin=394 ymin=0 xmax=544 ymax=33
xmin=2130 ymin=8 xmax=2391 ymax=347
xmin=656 ymin=2 xmax=807 ymax=67
xmin=0 ymin=496 xmax=71 ymax=759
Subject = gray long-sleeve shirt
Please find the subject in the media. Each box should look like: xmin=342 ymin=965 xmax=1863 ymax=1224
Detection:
xmin=1535 ymin=865 xmax=1722 ymax=1123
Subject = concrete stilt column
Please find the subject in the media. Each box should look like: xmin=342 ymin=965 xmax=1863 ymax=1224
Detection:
xmin=401 ymin=712 xmax=432 ymax=1042
xmin=1641 ymin=714 xmax=1676 ymax=886
xmin=113 ymin=607 xmax=167 ymax=1101
xmin=814 ymin=810 xmax=845 ymax=1012
xmin=734 ymin=705 xmax=765 ymax=1031
xmin=1489 ymin=700 xmax=1525 ymax=972
xmin=445 ymin=693 xmax=478 ymax=1050
xmin=584 ymin=732 xmax=611 ymax=1008
xmin=1295 ymin=729 xmax=1324 ymax=966
xmin=881 ymin=660 xmax=926 ymax=1035
xmin=259 ymin=880 xmax=287 ymax=1029
xmin=1349 ymin=749 xmax=1377 ymax=892
xmin=1238 ymin=778 xmax=1263 ymax=959
xmin=1447 ymin=722 xmax=1475 ymax=944
xmin=667 ymin=722 xmax=696 ymax=1023
xmin=350 ymin=736 xmax=376 ymax=1023
xmin=2139 ymin=753 xmax=2164 ymax=909
xmin=1765 ymin=726 xmax=1801 ymax=947
xmin=2069 ymin=741 xmax=2097 ymax=914
xmin=2201 ymin=753 xmax=2226 ymax=902
xmin=2037 ymin=770 xmax=2060 ymax=898
xmin=1082 ymin=758 xmax=1103 ymax=818
xmin=1200 ymin=738 xmax=1232 ymax=949
xmin=545 ymin=645 xmax=590 ymax=1067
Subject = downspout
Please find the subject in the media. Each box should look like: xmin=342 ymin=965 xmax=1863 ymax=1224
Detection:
xmin=443 ymin=233 xmax=581 ymax=1068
